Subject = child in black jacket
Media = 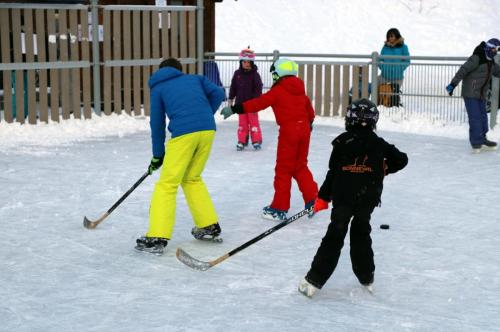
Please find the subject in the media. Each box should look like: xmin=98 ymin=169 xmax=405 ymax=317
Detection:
xmin=299 ymin=98 xmax=408 ymax=297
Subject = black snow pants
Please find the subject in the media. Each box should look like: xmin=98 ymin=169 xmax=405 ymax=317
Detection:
xmin=305 ymin=203 xmax=375 ymax=288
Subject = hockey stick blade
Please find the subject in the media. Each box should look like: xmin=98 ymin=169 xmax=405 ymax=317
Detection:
xmin=83 ymin=213 xmax=109 ymax=229
xmin=83 ymin=171 xmax=149 ymax=230
xmin=176 ymin=207 xmax=312 ymax=271
xmin=176 ymin=248 xmax=214 ymax=271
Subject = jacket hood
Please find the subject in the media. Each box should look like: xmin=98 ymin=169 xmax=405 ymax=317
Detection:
xmin=275 ymin=76 xmax=305 ymax=95
xmin=149 ymin=67 xmax=183 ymax=89
xmin=473 ymin=42 xmax=489 ymax=63
xmin=385 ymin=37 xmax=405 ymax=48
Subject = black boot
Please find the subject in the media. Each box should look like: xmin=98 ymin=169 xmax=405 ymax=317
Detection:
xmin=135 ymin=236 xmax=168 ymax=255
xmin=483 ymin=138 xmax=498 ymax=148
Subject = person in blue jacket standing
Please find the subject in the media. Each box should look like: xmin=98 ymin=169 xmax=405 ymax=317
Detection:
xmin=135 ymin=58 xmax=226 ymax=255
xmin=378 ymin=28 xmax=410 ymax=106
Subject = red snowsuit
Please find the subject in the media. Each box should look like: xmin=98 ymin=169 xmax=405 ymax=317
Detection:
xmin=242 ymin=76 xmax=318 ymax=211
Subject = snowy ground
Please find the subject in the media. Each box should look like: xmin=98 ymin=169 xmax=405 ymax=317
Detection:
xmin=216 ymin=0 xmax=498 ymax=56
xmin=1 ymin=115 xmax=500 ymax=331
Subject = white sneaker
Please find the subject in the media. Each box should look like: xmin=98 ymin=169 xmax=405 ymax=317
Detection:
xmin=298 ymin=278 xmax=318 ymax=298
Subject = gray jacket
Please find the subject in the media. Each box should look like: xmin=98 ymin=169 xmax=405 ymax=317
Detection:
xmin=451 ymin=43 xmax=500 ymax=100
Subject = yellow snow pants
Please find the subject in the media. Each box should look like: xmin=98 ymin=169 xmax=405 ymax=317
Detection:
xmin=146 ymin=130 xmax=218 ymax=239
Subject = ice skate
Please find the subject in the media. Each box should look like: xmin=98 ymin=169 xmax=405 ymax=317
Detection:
xmin=471 ymin=139 xmax=498 ymax=153
xmin=358 ymin=273 xmax=374 ymax=294
xmin=483 ymin=139 xmax=498 ymax=150
xmin=135 ymin=236 xmax=168 ymax=256
xmin=236 ymin=142 xmax=245 ymax=151
xmin=298 ymin=278 xmax=318 ymax=298
xmin=191 ymin=223 xmax=223 ymax=243
xmin=471 ymin=144 xmax=482 ymax=154
xmin=362 ymin=283 xmax=374 ymax=294
xmin=305 ymin=199 xmax=315 ymax=218
xmin=262 ymin=206 xmax=287 ymax=221
xmin=252 ymin=142 xmax=262 ymax=150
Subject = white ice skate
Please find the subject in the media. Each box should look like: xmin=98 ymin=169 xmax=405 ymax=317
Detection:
xmin=363 ymin=283 xmax=374 ymax=294
xmin=298 ymin=278 xmax=318 ymax=298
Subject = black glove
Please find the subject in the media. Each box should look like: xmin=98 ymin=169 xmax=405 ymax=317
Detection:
xmin=232 ymin=103 xmax=244 ymax=114
xmin=148 ymin=156 xmax=164 ymax=174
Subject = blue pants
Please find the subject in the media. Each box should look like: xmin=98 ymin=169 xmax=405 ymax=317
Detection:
xmin=463 ymin=98 xmax=488 ymax=146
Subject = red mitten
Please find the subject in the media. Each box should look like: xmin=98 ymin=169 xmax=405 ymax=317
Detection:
xmin=313 ymin=198 xmax=329 ymax=213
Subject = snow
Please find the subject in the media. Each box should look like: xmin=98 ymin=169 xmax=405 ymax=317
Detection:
xmin=216 ymin=0 xmax=498 ymax=56
xmin=1 ymin=0 xmax=500 ymax=330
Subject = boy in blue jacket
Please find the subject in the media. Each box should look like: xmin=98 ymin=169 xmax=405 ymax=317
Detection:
xmin=135 ymin=58 xmax=225 ymax=255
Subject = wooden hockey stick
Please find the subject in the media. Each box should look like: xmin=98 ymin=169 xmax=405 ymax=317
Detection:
xmin=83 ymin=171 xmax=149 ymax=229
xmin=176 ymin=207 xmax=313 ymax=271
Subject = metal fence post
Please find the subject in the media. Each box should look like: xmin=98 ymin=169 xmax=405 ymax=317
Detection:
xmin=196 ymin=0 xmax=204 ymax=75
xmin=490 ymin=54 xmax=500 ymax=129
xmin=370 ymin=51 xmax=379 ymax=105
xmin=272 ymin=49 xmax=280 ymax=62
xmin=91 ymin=0 xmax=101 ymax=115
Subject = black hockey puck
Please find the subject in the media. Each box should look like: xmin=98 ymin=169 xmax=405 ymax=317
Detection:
xmin=380 ymin=224 xmax=390 ymax=230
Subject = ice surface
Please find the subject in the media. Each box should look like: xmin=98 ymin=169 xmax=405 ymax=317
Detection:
xmin=1 ymin=116 xmax=499 ymax=331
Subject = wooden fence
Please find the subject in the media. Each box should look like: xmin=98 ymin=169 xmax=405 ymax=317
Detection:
xmin=0 ymin=5 xmax=92 ymax=124
xmin=298 ymin=63 xmax=370 ymax=117
xmin=0 ymin=3 xmax=199 ymax=124
xmin=101 ymin=6 xmax=197 ymax=117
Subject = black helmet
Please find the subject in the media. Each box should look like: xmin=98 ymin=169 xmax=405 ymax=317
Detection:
xmin=345 ymin=98 xmax=379 ymax=130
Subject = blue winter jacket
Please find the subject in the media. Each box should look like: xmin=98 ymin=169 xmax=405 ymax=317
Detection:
xmin=379 ymin=39 xmax=410 ymax=81
xmin=149 ymin=67 xmax=225 ymax=157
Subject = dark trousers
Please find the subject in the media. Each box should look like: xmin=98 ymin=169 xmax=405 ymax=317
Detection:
xmin=464 ymin=97 xmax=488 ymax=146
xmin=306 ymin=204 xmax=375 ymax=288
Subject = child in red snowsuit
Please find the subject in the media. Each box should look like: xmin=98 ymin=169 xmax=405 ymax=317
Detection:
xmin=228 ymin=48 xmax=264 ymax=151
xmin=221 ymin=58 xmax=318 ymax=221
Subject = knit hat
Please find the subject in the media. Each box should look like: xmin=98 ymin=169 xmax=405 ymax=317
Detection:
xmin=484 ymin=38 xmax=500 ymax=60
xmin=239 ymin=47 xmax=256 ymax=62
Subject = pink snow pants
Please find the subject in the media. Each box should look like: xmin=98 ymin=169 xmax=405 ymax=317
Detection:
xmin=238 ymin=113 xmax=262 ymax=144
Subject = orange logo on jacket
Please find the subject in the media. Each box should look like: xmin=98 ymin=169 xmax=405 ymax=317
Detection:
xmin=342 ymin=155 xmax=373 ymax=174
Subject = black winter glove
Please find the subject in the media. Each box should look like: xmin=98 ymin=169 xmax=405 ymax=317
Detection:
xmin=148 ymin=156 xmax=164 ymax=175
xmin=232 ymin=103 xmax=244 ymax=114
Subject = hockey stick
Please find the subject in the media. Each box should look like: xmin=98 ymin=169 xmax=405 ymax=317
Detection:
xmin=83 ymin=171 xmax=150 ymax=229
xmin=176 ymin=206 xmax=313 ymax=271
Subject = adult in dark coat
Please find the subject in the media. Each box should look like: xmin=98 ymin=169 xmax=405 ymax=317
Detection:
xmin=447 ymin=38 xmax=500 ymax=152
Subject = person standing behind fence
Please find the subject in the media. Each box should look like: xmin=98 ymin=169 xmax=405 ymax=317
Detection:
xmin=228 ymin=47 xmax=264 ymax=151
xmin=135 ymin=58 xmax=226 ymax=255
xmin=446 ymin=38 xmax=500 ymax=153
xmin=378 ymin=28 xmax=410 ymax=107
xmin=204 ymin=60 xmax=225 ymax=91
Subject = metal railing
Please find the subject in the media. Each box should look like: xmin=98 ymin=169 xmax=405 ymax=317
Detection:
xmin=1 ymin=1 xmax=498 ymax=129
xmin=205 ymin=51 xmax=500 ymax=127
